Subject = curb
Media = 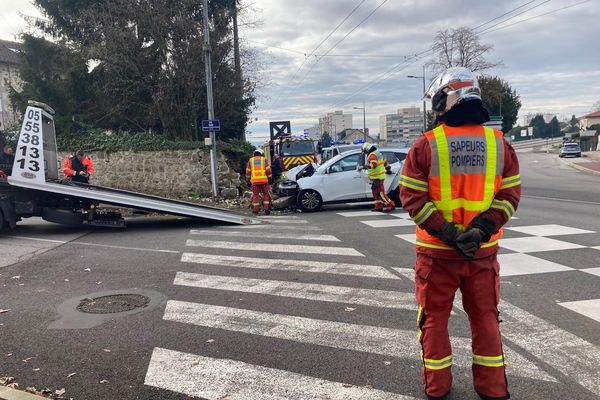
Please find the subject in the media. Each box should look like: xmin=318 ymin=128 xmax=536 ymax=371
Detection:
xmin=559 ymin=156 xmax=600 ymax=176
xmin=0 ymin=387 xmax=50 ymax=400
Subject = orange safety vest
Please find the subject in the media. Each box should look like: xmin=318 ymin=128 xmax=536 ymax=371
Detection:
xmin=250 ymin=156 xmax=268 ymax=184
xmin=415 ymin=125 xmax=506 ymax=250
xmin=367 ymin=150 xmax=386 ymax=180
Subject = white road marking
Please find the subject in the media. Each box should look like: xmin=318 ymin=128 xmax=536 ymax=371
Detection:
xmin=145 ymin=347 xmax=420 ymax=400
xmin=162 ymin=300 xmax=555 ymax=382
xmin=173 ymin=272 xmax=416 ymax=309
xmin=186 ymin=240 xmax=364 ymax=256
xmin=505 ymin=224 xmax=595 ymax=236
xmin=558 ymin=299 xmax=600 ymax=323
xmin=221 ymin=224 xmax=323 ymax=231
xmin=0 ymin=235 xmax=180 ymax=254
xmin=336 ymin=210 xmax=389 ymax=217
xmin=521 ymin=194 xmax=600 ymax=206
xmin=189 ymin=230 xmax=340 ymax=242
xmin=499 ymin=237 xmax=585 ymax=253
xmin=361 ymin=219 xmax=414 ymax=228
xmin=265 ymin=219 xmax=308 ymax=224
xmin=500 ymin=299 xmax=600 ymax=396
xmin=181 ymin=253 xmax=397 ymax=279
xmin=163 ymin=300 xmax=556 ymax=382
xmin=582 ymin=267 xmax=600 ymax=277
xmin=395 ymin=234 xmax=417 ymax=244
xmin=497 ymin=253 xmax=573 ymax=276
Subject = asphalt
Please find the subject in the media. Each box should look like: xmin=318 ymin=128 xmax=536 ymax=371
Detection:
xmin=0 ymin=151 xmax=599 ymax=400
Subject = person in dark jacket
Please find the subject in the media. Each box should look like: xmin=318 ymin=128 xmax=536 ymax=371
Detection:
xmin=0 ymin=145 xmax=14 ymax=179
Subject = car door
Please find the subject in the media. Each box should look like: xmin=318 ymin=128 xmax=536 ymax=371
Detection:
xmin=322 ymin=153 xmax=369 ymax=201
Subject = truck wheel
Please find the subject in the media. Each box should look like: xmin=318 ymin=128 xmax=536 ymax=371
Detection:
xmin=297 ymin=189 xmax=322 ymax=212
xmin=42 ymin=207 xmax=84 ymax=226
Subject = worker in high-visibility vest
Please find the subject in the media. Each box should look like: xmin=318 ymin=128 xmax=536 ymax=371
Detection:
xmin=245 ymin=149 xmax=273 ymax=215
xmin=359 ymin=143 xmax=395 ymax=212
xmin=400 ymin=67 xmax=520 ymax=400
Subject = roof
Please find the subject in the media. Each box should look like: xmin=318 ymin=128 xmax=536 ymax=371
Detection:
xmin=581 ymin=110 xmax=600 ymax=119
xmin=0 ymin=39 xmax=23 ymax=65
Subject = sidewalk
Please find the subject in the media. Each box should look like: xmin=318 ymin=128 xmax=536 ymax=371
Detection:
xmin=559 ymin=150 xmax=600 ymax=175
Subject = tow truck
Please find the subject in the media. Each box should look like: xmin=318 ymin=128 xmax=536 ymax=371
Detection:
xmin=262 ymin=121 xmax=319 ymax=171
xmin=0 ymin=101 xmax=261 ymax=230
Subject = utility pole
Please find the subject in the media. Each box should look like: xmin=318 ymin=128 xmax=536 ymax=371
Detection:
xmin=408 ymin=65 xmax=427 ymax=133
xmin=353 ymin=102 xmax=366 ymax=141
xmin=232 ymin=0 xmax=244 ymax=141
xmin=203 ymin=0 xmax=219 ymax=199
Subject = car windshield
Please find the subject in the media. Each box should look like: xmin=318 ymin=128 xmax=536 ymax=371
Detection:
xmin=337 ymin=145 xmax=362 ymax=153
xmin=564 ymin=144 xmax=580 ymax=148
xmin=280 ymin=140 xmax=315 ymax=156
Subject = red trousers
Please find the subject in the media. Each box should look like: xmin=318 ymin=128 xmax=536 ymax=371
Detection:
xmin=371 ymin=179 xmax=394 ymax=210
xmin=251 ymin=183 xmax=271 ymax=214
xmin=415 ymin=253 xmax=509 ymax=399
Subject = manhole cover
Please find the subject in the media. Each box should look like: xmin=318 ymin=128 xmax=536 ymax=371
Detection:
xmin=76 ymin=294 xmax=151 ymax=314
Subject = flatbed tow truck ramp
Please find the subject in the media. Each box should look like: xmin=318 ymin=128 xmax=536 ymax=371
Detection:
xmin=0 ymin=101 xmax=262 ymax=229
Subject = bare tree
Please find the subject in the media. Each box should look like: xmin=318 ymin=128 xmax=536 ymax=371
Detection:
xmin=429 ymin=27 xmax=501 ymax=74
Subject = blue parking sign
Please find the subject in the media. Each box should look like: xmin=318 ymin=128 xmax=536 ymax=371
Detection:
xmin=202 ymin=120 xmax=220 ymax=132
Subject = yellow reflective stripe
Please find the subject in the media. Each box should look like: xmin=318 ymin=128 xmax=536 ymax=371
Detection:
xmin=417 ymin=305 xmax=423 ymax=325
xmin=481 ymin=240 xmax=498 ymax=248
xmin=483 ymin=127 xmax=497 ymax=209
xmin=413 ymin=202 xmax=436 ymax=225
xmin=491 ymin=199 xmax=515 ymax=219
xmin=433 ymin=126 xmax=453 ymax=221
xmin=400 ymin=179 xmax=428 ymax=192
xmin=400 ymin=175 xmax=428 ymax=189
xmin=473 ymin=354 xmax=506 ymax=367
xmin=416 ymin=239 xmax=452 ymax=250
xmin=423 ymin=355 xmax=453 ymax=370
xmin=500 ymin=174 xmax=521 ymax=189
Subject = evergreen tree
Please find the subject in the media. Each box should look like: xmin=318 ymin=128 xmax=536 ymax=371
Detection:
xmin=529 ymin=114 xmax=548 ymax=138
xmin=478 ymin=76 xmax=521 ymax=134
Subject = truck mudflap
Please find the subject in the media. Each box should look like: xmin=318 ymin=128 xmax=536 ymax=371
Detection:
xmin=7 ymin=102 xmax=262 ymax=226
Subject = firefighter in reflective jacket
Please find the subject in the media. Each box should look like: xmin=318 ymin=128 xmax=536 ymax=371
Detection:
xmin=245 ymin=149 xmax=273 ymax=215
xmin=400 ymin=67 xmax=520 ymax=400
xmin=63 ymin=150 xmax=94 ymax=184
xmin=359 ymin=143 xmax=395 ymax=212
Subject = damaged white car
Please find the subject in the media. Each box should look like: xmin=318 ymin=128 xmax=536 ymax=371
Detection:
xmin=279 ymin=147 xmax=409 ymax=212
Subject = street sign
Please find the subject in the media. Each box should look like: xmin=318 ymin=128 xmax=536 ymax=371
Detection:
xmin=489 ymin=115 xmax=503 ymax=121
xmin=202 ymin=119 xmax=221 ymax=132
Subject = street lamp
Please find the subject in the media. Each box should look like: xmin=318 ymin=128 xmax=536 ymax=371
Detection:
xmin=408 ymin=65 xmax=427 ymax=134
xmin=353 ymin=101 xmax=366 ymax=141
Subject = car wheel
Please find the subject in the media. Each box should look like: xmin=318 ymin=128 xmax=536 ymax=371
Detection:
xmin=388 ymin=186 xmax=401 ymax=206
xmin=297 ymin=189 xmax=322 ymax=212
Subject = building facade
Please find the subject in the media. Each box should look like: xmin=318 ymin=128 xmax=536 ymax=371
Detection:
xmin=579 ymin=110 xmax=600 ymax=130
xmin=0 ymin=40 xmax=23 ymax=131
xmin=319 ymin=110 xmax=352 ymax=140
xmin=378 ymin=107 xmax=423 ymax=143
xmin=303 ymin=124 xmax=320 ymax=141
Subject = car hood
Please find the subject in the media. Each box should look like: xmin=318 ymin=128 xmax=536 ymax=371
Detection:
xmin=284 ymin=163 xmax=319 ymax=182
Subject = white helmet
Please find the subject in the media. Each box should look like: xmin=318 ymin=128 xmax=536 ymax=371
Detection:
xmin=362 ymin=142 xmax=376 ymax=154
xmin=424 ymin=67 xmax=481 ymax=114
xmin=253 ymin=148 xmax=264 ymax=156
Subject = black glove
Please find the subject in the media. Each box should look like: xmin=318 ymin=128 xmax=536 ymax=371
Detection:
xmin=470 ymin=217 xmax=497 ymax=243
xmin=455 ymin=228 xmax=484 ymax=259
xmin=246 ymin=181 xmax=252 ymax=188
xmin=385 ymin=169 xmax=394 ymax=175
xmin=438 ymin=221 xmax=460 ymax=247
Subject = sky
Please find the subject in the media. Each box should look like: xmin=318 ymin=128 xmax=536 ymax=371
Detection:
xmin=2 ymin=0 xmax=600 ymax=144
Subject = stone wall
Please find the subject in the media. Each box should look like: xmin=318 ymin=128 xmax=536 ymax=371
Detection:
xmin=58 ymin=149 xmax=244 ymax=199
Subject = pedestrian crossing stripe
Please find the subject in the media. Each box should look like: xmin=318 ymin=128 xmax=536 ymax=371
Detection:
xmin=189 ymin=230 xmax=340 ymax=242
xmin=173 ymin=272 xmax=416 ymax=309
xmin=181 ymin=252 xmax=398 ymax=279
xmin=361 ymin=219 xmax=414 ymax=228
xmin=145 ymin=348 xmax=420 ymax=400
xmin=162 ymin=300 xmax=556 ymax=382
xmin=185 ymin=240 xmax=365 ymax=256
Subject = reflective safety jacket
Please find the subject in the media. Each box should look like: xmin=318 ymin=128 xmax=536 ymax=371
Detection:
xmin=367 ymin=150 xmax=387 ymax=180
xmin=400 ymin=124 xmax=521 ymax=259
xmin=63 ymin=155 xmax=94 ymax=183
xmin=245 ymin=156 xmax=272 ymax=184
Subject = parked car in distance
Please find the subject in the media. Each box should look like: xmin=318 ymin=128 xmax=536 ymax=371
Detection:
xmin=559 ymin=142 xmax=582 ymax=158
xmin=319 ymin=144 xmax=364 ymax=163
xmin=280 ymin=147 xmax=410 ymax=212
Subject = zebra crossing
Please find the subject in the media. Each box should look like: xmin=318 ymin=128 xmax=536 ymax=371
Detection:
xmin=144 ymin=215 xmax=600 ymax=399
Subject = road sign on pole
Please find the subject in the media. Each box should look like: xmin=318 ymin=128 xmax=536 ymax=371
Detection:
xmin=202 ymin=120 xmax=221 ymax=132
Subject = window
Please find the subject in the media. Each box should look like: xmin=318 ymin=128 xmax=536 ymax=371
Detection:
xmin=394 ymin=152 xmax=408 ymax=162
xmin=280 ymin=140 xmax=315 ymax=156
xmin=330 ymin=153 xmax=361 ymax=173
xmin=381 ymin=151 xmax=399 ymax=164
